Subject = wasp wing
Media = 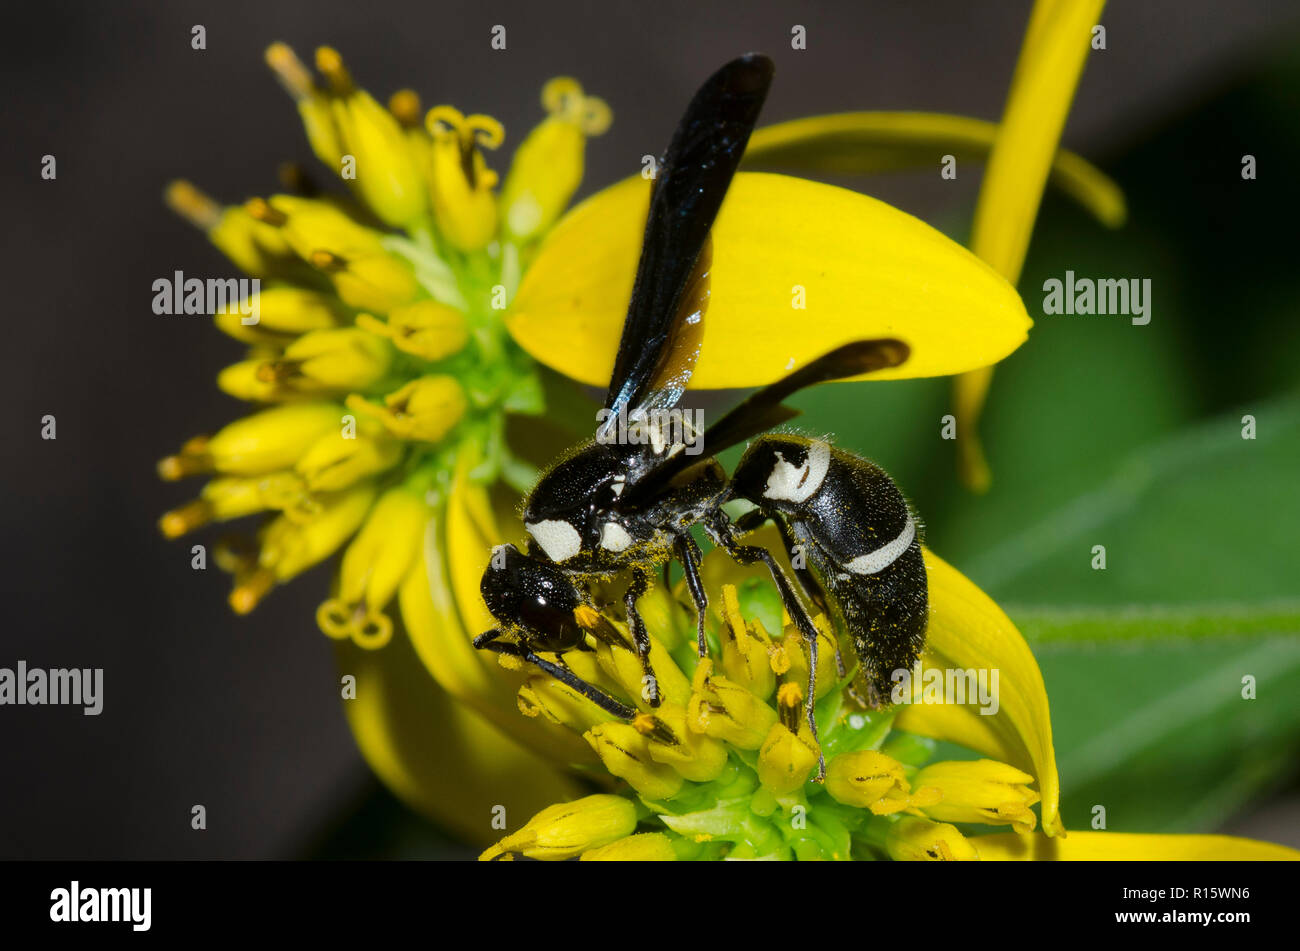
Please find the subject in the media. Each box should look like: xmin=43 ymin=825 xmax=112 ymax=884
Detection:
xmin=600 ymin=54 xmax=774 ymax=439
xmin=701 ymin=339 xmax=910 ymax=457
xmin=624 ymin=339 xmax=911 ymax=500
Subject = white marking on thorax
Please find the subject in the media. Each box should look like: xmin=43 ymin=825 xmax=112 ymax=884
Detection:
xmin=763 ymin=440 xmax=830 ymax=503
xmin=843 ymin=515 xmax=915 ymax=575
xmin=525 ymin=519 xmax=582 ymax=562
xmin=611 ymin=475 xmax=625 ymax=497
xmin=599 ymin=522 xmax=634 ymax=553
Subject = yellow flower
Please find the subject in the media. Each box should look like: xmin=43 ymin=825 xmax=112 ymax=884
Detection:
xmin=162 ymin=36 xmax=1278 ymax=862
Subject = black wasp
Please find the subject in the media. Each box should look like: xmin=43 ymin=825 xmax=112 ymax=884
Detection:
xmin=476 ymin=54 xmax=928 ymax=774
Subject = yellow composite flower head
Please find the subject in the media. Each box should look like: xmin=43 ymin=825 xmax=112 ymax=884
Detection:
xmin=155 ymin=34 xmax=1294 ymax=862
xmin=156 ymin=39 xmax=1061 ymax=835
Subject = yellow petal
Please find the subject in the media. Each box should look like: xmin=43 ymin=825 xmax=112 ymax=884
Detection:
xmin=444 ymin=447 xmax=503 ymax=641
xmin=894 ymin=549 xmax=1064 ymax=836
xmin=334 ymin=625 xmax=582 ymax=846
xmin=975 ymin=831 xmax=1300 ymax=861
xmin=397 ymin=499 xmax=594 ymax=767
xmin=954 ymin=0 xmax=1107 ymax=490
xmin=744 ymin=111 xmax=1124 ymax=229
xmin=509 ymin=172 xmax=1030 ymax=389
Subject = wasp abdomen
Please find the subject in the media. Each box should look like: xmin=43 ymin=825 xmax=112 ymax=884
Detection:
xmin=733 ymin=435 xmax=929 ymax=704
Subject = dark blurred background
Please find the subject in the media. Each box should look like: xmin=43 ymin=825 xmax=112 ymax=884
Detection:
xmin=3 ymin=0 xmax=1299 ymax=859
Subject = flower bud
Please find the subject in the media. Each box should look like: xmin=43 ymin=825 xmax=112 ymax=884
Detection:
xmin=912 ymin=759 xmax=1040 ymax=833
xmin=479 ymin=794 xmax=638 ymax=861
xmin=516 ymin=675 xmax=615 ymax=733
xmin=778 ymin=616 xmax=838 ymax=700
xmin=644 ymin=706 xmax=729 ymax=783
xmin=311 ymin=250 xmax=419 ymax=312
xmin=216 ymin=360 xmax=307 ymax=402
xmin=687 ymin=659 xmax=777 ymax=749
xmin=584 ymin=722 xmax=683 ymax=800
xmin=265 ymin=43 xmax=342 ymax=168
xmin=595 ymin=632 xmax=691 ymax=709
xmin=241 ymin=327 xmax=393 ymax=397
xmin=214 ymin=286 xmax=344 ymax=346
xmin=580 ymin=833 xmax=676 ymax=862
xmin=324 ymin=55 xmax=427 ymax=227
xmin=170 ymin=403 xmax=342 ymax=478
xmin=295 ymin=417 xmax=403 ymax=492
xmin=356 ymin=300 xmax=469 ymax=361
xmin=885 ymin=816 xmax=979 ymax=862
xmin=824 ymin=750 xmax=938 ymax=815
xmin=346 ymin=375 xmax=467 ymax=443
xmin=756 ymin=722 xmax=820 ymax=795
xmin=165 ymin=180 xmax=294 ymax=277
xmin=263 ymin=194 xmax=386 ymax=261
xmin=158 ymin=473 xmax=293 ymax=538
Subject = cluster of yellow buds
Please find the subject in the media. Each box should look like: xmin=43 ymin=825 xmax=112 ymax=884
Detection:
xmin=157 ymin=44 xmax=611 ymax=648
xmin=484 ymin=570 xmax=1043 ymax=861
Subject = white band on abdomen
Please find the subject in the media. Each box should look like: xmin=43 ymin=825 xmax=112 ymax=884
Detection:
xmin=842 ymin=515 xmax=915 ymax=575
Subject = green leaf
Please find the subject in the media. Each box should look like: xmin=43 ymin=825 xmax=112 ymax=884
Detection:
xmin=966 ymin=391 xmax=1300 ymax=606
xmin=1039 ymin=637 xmax=1300 ymax=833
xmin=1008 ymin=601 xmax=1300 ymax=645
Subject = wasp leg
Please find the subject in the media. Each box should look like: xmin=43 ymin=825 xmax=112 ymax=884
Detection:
xmin=674 ymin=533 xmax=709 ymax=658
xmin=623 ymin=566 xmax=661 ymax=708
xmin=733 ymin=509 xmax=846 ymax=679
xmin=734 ymin=509 xmax=830 ymax=613
xmin=706 ymin=515 xmax=826 ymax=782
xmin=475 ymin=631 xmax=640 ymax=721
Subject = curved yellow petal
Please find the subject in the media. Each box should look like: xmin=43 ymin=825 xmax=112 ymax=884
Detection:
xmin=398 ymin=494 xmax=595 ymax=766
xmin=895 ymin=550 xmax=1063 ymax=836
xmin=445 ymin=448 xmax=501 ymax=641
xmin=333 ymin=624 xmax=582 ymax=846
xmin=744 ymin=112 xmax=1124 ymax=229
xmin=509 ymin=172 xmax=1030 ymax=390
xmin=975 ymin=830 xmax=1300 ymax=861
xmin=955 ymin=0 xmax=1107 ymax=490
